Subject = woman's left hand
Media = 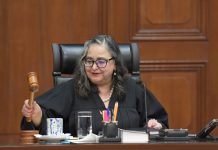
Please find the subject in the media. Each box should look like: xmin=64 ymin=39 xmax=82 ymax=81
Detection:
xmin=147 ymin=119 xmax=162 ymax=129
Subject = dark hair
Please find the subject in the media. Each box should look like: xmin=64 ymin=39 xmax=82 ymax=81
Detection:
xmin=74 ymin=35 xmax=128 ymax=99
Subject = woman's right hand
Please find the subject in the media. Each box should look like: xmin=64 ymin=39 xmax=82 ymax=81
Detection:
xmin=21 ymin=99 xmax=42 ymax=127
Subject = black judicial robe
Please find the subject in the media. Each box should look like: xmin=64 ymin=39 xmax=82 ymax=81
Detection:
xmin=21 ymin=77 xmax=168 ymax=135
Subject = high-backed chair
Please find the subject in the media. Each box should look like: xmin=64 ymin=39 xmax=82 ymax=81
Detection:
xmin=52 ymin=43 xmax=140 ymax=86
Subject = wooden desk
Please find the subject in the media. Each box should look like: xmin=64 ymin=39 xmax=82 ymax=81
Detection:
xmin=0 ymin=134 xmax=218 ymax=150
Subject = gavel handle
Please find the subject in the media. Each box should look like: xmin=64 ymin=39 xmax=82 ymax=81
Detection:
xmin=26 ymin=92 xmax=35 ymax=122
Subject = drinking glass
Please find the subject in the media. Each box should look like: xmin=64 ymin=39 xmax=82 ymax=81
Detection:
xmin=77 ymin=111 xmax=92 ymax=139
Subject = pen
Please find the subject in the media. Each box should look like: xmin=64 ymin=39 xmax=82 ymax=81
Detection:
xmin=102 ymin=109 xmax=110 ymax=122
xmin=113 ymin=102 xmax=118 ymax=122
xmin=106 ymin=108 xmax=111 ymax=122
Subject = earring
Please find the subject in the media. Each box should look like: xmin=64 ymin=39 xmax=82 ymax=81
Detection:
xmin=113 ymin=71 xmax=117 ymax=76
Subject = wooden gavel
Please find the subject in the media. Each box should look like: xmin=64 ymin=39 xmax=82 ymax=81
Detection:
xmin=26 ymin=72 xmax=39 ymax=122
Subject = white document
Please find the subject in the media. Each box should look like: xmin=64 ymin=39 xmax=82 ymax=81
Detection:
xmin=69 ymin=133 xmax=100 ymax=143
xmin=120 ymin=129 xmax=149 ymax=143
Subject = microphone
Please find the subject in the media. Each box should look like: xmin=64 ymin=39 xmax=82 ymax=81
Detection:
xmin=143 ymin=83 xmax=148 ymax=132
xmin=138 ymin=80 xmax=149 ymax=132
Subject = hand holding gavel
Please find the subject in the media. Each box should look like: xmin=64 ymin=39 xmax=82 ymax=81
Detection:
xmin=26 ymin=72 xmax=39 ymax=122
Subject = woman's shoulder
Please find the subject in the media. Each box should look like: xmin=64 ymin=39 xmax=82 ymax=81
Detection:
xmin=36 ymin=78 xmax=76 ymax=101
xmin=124 ymin=76 xmax=143 ymax=86
xmin=41 ymin=79 xmax=75 ymax=95
xmin=55 ymin=78 xmax=75 ymax=88
xmin=123 ymin=76 xmax=144 ymax=93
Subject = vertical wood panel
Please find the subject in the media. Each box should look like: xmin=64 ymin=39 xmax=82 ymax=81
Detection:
xmin=0 ymin=0 xmax=107 ymax=134
xmin=144 ymin=0 xmax=192 ymax=24
xmin=103 ymin=0 xmax=130 ymax=42
xmin=0 ymin=0 xmax=10 ymax=133
xmin=130 ymin=0 xmax=207 ymax=40
xmin=140 ymin=61 xmax=207 ymax=132
xmin=207 ymin=0 xmax=218 ymax=135
xmin=5 ymin=0 xmax=42 ymax=133
xmin=40 ymin=0 xmax=103 ymax=44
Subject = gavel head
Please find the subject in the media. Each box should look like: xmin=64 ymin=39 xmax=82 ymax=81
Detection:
xmin=27 ymin=72 xmax=39 ymax=92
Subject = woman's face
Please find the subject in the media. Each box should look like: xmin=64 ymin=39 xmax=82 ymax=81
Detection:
xmin=84 ymin=44 xmax=115 ymax=86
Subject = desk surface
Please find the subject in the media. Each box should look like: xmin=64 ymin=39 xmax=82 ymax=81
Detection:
xmin=0 ymin=134 xmax=218 ymax=150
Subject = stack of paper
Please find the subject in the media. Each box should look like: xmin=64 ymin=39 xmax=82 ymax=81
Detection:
xmin=69 ymin=133 xmax=100 ymax=143
xmin=120 ymin=129 xmax=149 ymax=143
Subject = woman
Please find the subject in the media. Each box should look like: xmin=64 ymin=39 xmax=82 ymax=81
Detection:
xmin=21 ymin=35 xmax=168 ymax=136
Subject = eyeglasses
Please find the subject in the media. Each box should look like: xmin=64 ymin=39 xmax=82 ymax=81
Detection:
xmin=83 ymin=57 xmax=114 ymax=68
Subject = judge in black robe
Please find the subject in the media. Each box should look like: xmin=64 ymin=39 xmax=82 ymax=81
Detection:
xmin=21 ymin=35 xmax=168 ymax=136
xmin=21 ymin=77 xmax=168 ymax=136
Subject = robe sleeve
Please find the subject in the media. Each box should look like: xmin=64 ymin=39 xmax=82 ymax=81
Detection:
xmin=135 ymin=82 xmax=146 ymax=127
xmin=145 ymin=87 xmax=169 ymax=128
xmin=135 ymin=81 xmax=169 ymax=128
xmin=20 ymin=79 xmax=75 ymax=134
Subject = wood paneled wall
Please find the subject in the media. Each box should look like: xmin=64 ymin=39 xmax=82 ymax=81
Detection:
xmin=0 ymin=0 xmax=217 ymax=135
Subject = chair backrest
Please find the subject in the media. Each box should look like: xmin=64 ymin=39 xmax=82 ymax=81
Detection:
xmin=52 ymin=43 xmax=140 ymax=86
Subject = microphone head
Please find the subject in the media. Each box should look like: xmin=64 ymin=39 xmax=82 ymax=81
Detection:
xmin=27 ymin=72 xmax=39 ymax=92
